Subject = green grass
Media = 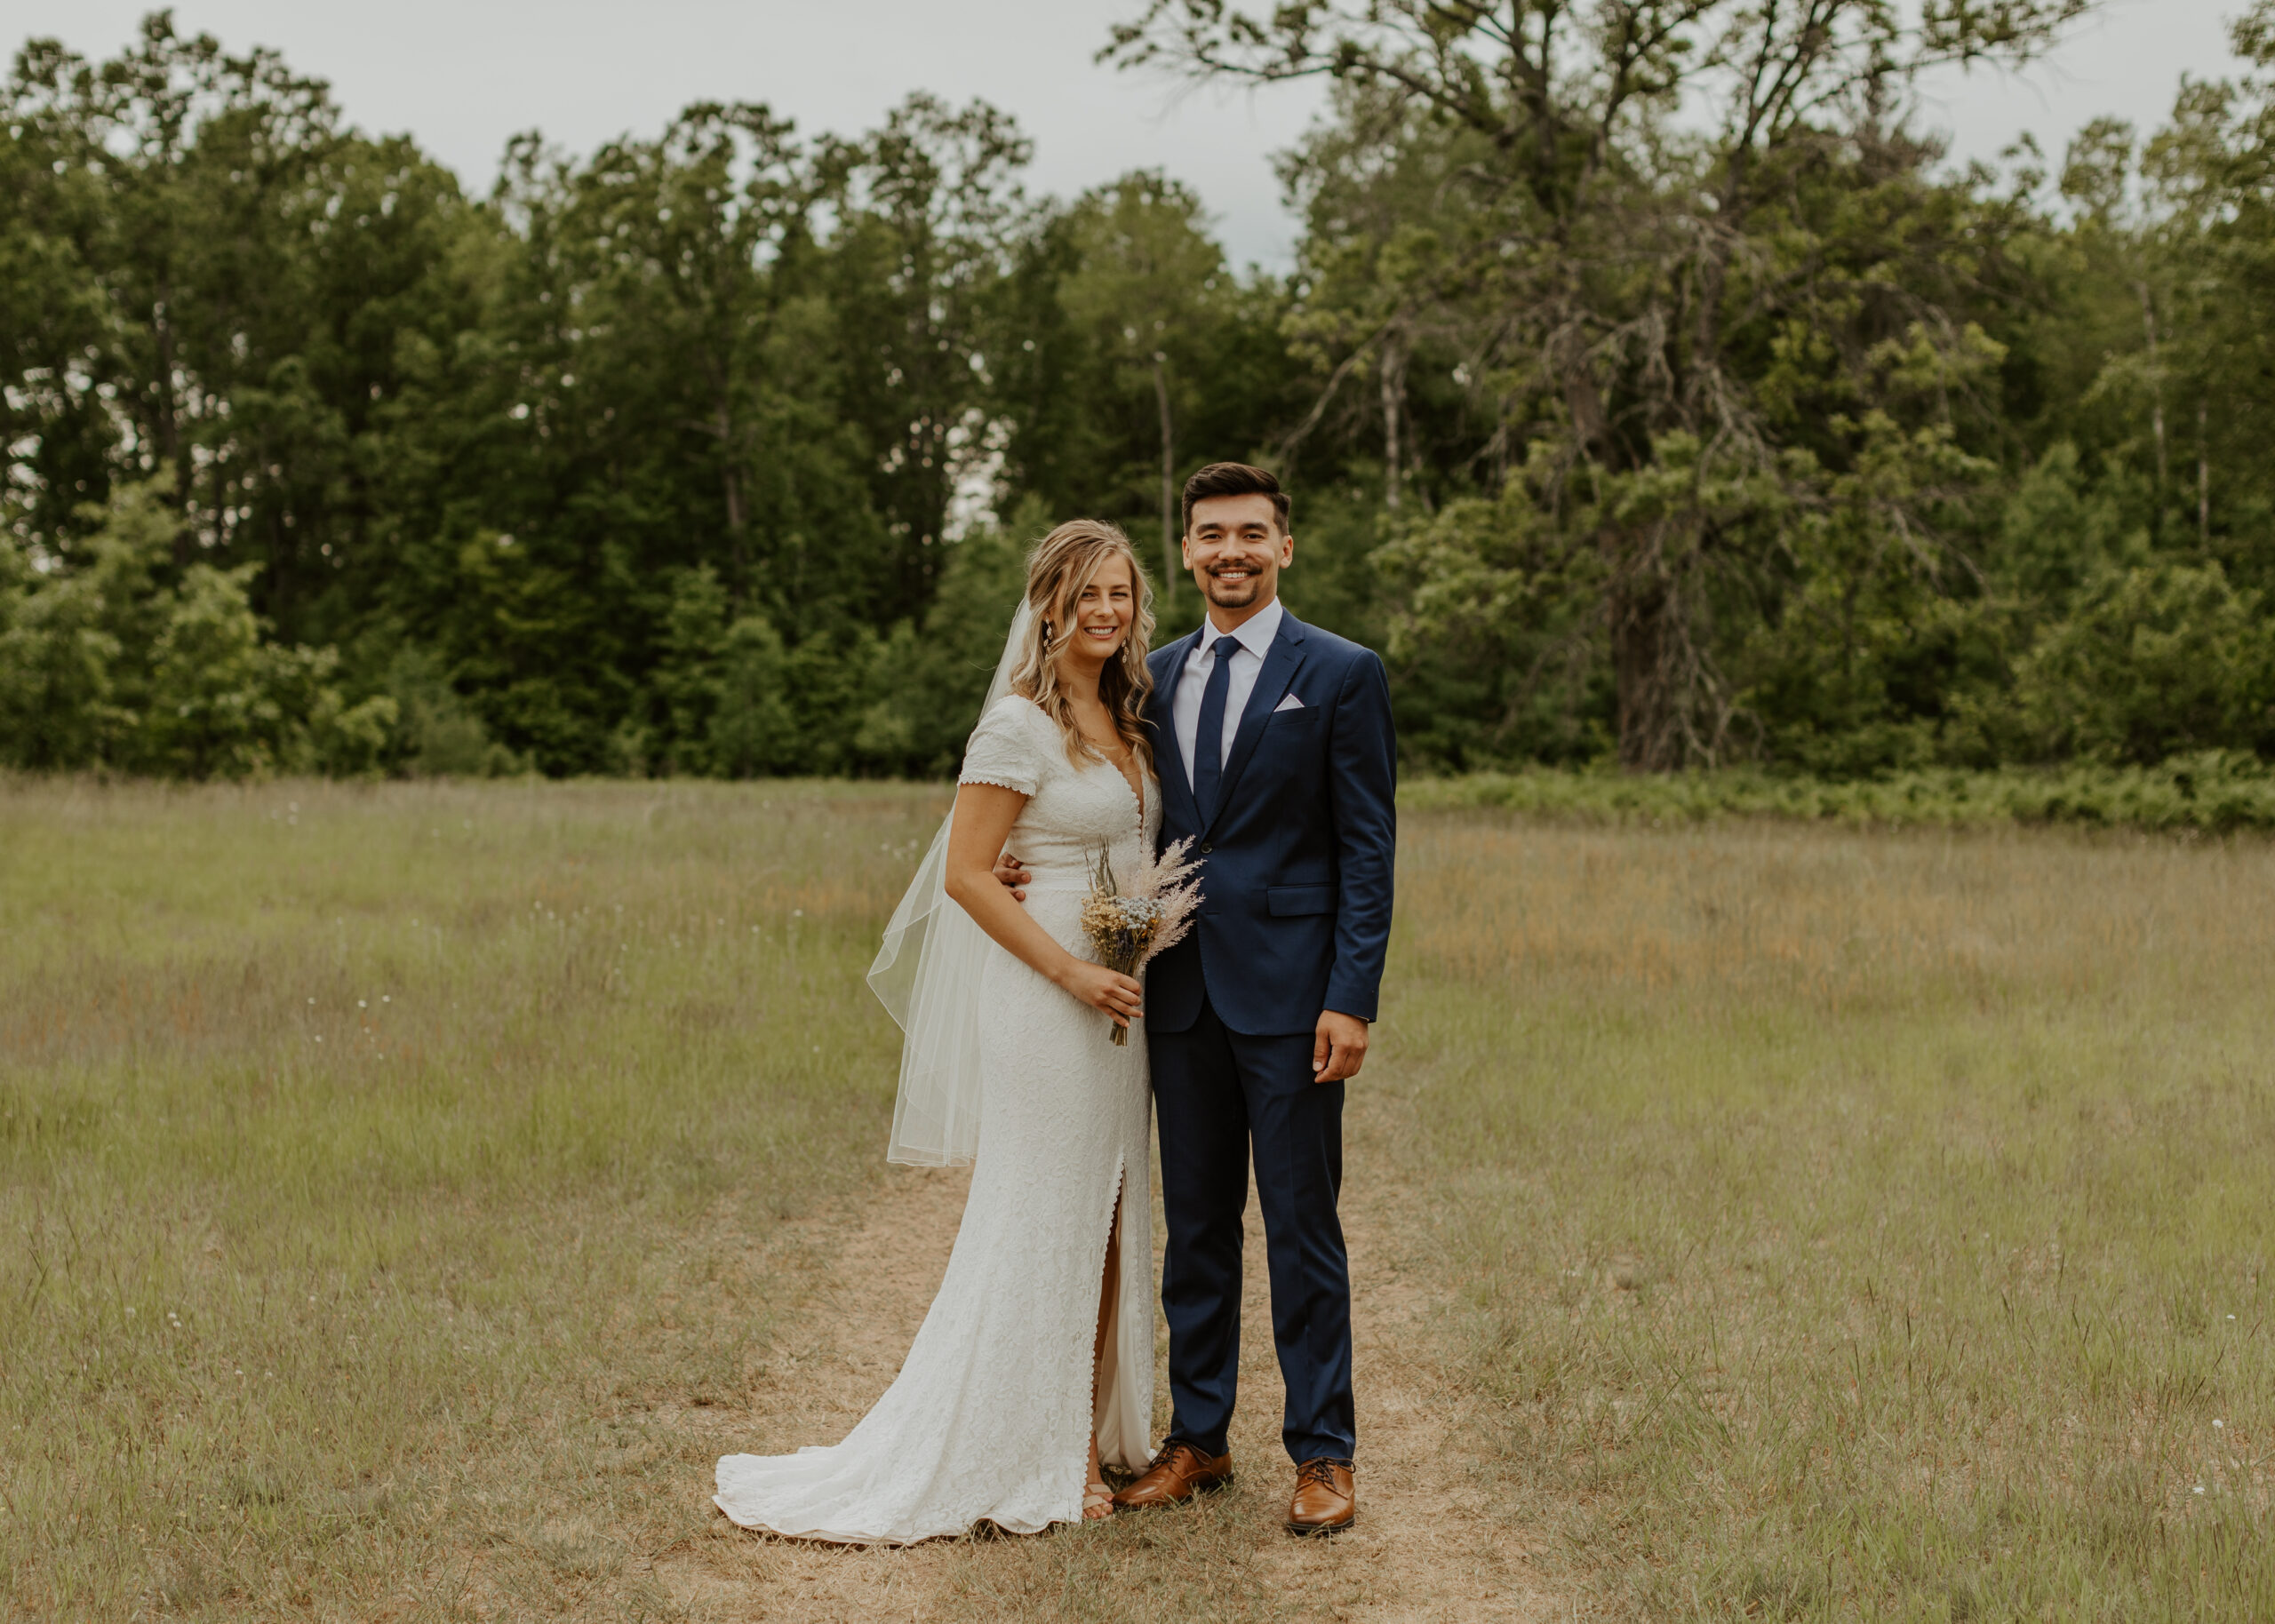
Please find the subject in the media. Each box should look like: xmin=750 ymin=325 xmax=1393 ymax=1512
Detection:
xmin=2 ymin=777 xmax=938 ymax=1618
xmin=8 ymin=777 xmax=2273 ymax=1620
xmin=1394 ymin=815 xmax=2275 ymax=1619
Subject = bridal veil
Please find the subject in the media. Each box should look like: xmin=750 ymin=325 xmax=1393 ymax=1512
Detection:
xmin=864 ymin=601 xmax=1033 ymax=1166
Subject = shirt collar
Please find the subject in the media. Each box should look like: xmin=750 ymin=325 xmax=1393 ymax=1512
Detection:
xmin=1202 ymin=597 xmax=1283 ymax=662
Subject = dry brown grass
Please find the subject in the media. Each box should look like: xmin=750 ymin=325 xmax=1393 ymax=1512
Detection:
xmin=1401 ymin=817 xmax=2275 ymax=1009
xmin=3 ymin=776 xmax=936 ymax=1620
xmin=1395 ymin=816 xmax=2275 ymax=1620
xmin=12 ymin=781 xmax=2271 ymax=1620
xmin=4 ymin=777 xmax=1554 ymax=1624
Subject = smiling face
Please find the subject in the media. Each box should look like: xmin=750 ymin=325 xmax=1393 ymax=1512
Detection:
xmin=1184 ymin=492 xmax=1294 ymax=630
xmin=1053 ymin=551 xmax=1138 ymax=677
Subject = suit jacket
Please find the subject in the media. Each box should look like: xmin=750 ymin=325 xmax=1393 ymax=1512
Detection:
xmin=1144 ymin=609 xmax=1397 ymax=1037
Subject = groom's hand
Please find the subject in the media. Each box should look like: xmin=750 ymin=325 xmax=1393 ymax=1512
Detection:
xmin=1313 ymin=1010 xmax=1370 ymax=1083
xmin=992 ymin=850 xmax=1031 ymax=902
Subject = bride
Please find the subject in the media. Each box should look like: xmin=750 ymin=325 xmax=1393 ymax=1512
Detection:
xmin=714 ymin=519 xmax=1161 ymax=1540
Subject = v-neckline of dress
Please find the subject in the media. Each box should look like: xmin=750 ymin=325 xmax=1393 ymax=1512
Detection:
xmin=1072 ymin=712 xmax=1145 ymax=825
xmin=1098 ymin=750 xmax=1145 ymax=826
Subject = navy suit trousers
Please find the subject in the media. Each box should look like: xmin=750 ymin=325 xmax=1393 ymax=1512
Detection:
xmin=1150 ymin=992 xmax=1355 ymax=1465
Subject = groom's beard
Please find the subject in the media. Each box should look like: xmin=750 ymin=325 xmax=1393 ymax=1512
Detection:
xmin=1203 ymin=564 xmax=1268 ymax=609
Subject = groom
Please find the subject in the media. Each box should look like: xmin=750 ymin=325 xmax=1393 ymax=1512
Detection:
xmin=1114 ymin=462 xmax=1395 ymax=1534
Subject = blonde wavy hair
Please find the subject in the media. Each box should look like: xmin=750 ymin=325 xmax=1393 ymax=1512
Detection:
xmin=1008 ymin=519 xmax=1157 ymax=773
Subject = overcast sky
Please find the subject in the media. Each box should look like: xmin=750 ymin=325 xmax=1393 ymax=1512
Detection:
xmin=0 ymin=0 xmax=2248 ymax=268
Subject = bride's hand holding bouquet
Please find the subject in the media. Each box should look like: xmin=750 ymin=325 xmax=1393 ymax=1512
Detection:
xmin=1057 ymin=958 xmax=1145 ymax=1032
xmin=1076 ymin=838 xmax=1203 ymax=1045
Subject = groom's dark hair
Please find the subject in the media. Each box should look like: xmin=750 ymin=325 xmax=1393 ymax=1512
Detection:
xmin=1182 ymin=462 xmax=1289 ymax=534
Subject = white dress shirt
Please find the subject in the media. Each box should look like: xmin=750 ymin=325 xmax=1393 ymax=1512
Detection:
xmin=1172 ymin=598 xmax=1285 ymax=795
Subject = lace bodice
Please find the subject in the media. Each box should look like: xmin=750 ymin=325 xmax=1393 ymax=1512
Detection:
xmin=958 ymin=695 xmax=1160 ymax=891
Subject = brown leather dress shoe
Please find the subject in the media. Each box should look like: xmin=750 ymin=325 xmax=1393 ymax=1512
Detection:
xmin=1112 ymin=1440 xmax=1233 ymax=1510
xmin=1285 ymin=1458 xmax=1356 ymax=1535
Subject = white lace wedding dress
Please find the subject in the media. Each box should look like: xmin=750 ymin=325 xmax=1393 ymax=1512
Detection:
xmin=714 ymin=694 xmax=1159 ymax=1542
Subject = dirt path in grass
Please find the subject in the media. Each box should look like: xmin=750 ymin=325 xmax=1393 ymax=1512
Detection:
xmin=659 ymin=1083 xmax=1562 ymax=1623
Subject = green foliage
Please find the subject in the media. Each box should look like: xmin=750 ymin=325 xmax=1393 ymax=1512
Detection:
xmin=2017 ymin=561 xmax=2275 ymax=763
xmin=0 ymin=483 xmax=394 ymax=776
xmin=862 ymin=517 xmax=1031 ymax=774
xmin=0 ymin=507 xmax=144 ymax=768
xmin=1371 ymin=464 xmax=1611 ymax=768
xmin=609 ymin=517 xmax=1026 ymax=781
xmin=1996 ymin=440 xmax=2142 ymax=607
xmin=10 ymin=9 xmax=2275 ymax=781
xmin=639 ymin=566 xmax=826 ymax=779
xmin=1408 ymin=752 xmax=2275 ymax=833
xmin=375 ymin=645 xmax=515 ymax=777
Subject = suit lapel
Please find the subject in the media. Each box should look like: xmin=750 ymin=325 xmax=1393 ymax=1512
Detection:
xmin=1206 ymin=612 xmax=1309 ymax=836
xmin=1152 ymin=629 xmax=1203 ymax=835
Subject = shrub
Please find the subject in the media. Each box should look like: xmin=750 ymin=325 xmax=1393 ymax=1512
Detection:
xmin=1405 ymin=753 xmax=2275 ymax=833
xmin=0 ymin=483 xmax=395 ymax=778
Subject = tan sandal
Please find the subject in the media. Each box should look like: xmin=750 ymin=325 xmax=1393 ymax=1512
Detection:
xmin=1082 ymin=1482 xmax=1115 ymax=1521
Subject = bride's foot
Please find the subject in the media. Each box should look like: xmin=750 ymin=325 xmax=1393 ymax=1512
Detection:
xmin=1082 ymin=1435 xmax=1114 ymax=1520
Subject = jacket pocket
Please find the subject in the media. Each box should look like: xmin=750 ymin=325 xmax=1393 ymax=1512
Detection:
xmin=1266 ymin=884 xmax=1335 ymax=917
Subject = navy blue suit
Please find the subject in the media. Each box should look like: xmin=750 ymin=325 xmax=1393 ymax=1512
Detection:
xmin=1144 ymin=609 xmax=1396 ymax=1465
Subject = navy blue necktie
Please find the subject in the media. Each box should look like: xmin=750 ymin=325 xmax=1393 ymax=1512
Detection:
xmin=1192 ymin=634 xmax=1241 ymax=826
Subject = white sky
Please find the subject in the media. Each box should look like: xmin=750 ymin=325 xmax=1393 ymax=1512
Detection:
xmin=0 ymin=0 xmax=2247 ymax=269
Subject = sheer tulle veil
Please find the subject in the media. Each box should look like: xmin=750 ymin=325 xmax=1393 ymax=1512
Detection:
xmin=865 ymin=601 xmax=1034 ymax=1166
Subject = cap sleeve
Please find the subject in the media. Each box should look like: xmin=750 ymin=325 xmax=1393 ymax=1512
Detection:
xmin=958 ymin=696 xmax=1049 ymax=796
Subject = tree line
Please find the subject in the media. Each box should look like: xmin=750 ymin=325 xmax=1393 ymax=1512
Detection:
xmin=4 ymin=4 xmax=2273 ymax=781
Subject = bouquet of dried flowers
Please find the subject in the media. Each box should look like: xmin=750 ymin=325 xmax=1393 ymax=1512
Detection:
xmin=1079 ymin=838 xmax=1203 ymax=1045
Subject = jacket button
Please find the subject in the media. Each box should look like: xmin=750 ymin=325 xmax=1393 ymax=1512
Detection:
xmin=1199 ymin=841 xmax=1212 ymax=854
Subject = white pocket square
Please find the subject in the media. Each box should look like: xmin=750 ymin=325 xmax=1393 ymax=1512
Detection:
xmin=1272 ymin=692 xmax=1305 ymax=712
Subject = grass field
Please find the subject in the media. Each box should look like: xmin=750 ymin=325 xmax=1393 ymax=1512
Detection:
xmin=2 ymin=778 xmax=934 ymax=1619
xmin=5 ymin=778 xmax=2272 ymax=1620
xmin=1399 ymin=816 xmax=2275 ymax=1620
